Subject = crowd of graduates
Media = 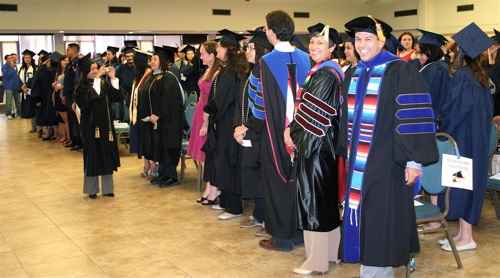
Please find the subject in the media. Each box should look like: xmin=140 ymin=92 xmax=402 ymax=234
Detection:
xmin=3 ymin=9 xmax=500 ymax=276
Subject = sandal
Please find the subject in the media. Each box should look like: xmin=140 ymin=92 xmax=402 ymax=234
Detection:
xmin=140 ymin=166 xmax=149 ymax=178
xmin=146 ymin=167 xmax=158 ymax=180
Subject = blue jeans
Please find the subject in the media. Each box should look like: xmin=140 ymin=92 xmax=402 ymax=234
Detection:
xmin=272 ymin=235 xmax=304 ymax=250
xmin=5 ymin=89 xmax=21 ymax=117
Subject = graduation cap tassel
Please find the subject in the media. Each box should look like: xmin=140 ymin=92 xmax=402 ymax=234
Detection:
xmin=109 ymin=131 xmax=113 ymax=142
xmin=95 ymin=127 xmax=100 ymax=138
xmin=368 ymin=15 xmax=386 ymax=42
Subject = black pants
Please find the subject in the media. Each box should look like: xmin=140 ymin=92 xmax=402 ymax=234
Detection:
xmin=66 ymin=99 xmax=82 ymax=146
xmin=220 ymin=190 xmax=243 ymax=215
xmin=158 ymin=164 xmax=178 ymax=180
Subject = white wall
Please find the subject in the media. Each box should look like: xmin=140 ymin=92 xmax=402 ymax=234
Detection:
xmin=0 ymin=0 xmax=370 ymax=34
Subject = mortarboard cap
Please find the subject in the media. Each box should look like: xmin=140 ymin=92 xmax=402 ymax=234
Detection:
xmin=163 ymin=45 xmax=179 ymax=53
xmin=290 ymin=35 xmax=307 ymax=52
xmin=416 ymin=29 xmax=448 ymax=47
xmin=41 ymin=52 xmax=52 ymax=63
xmin=123 ymin=46 xmax=136 ymax=54
xmin=218 ymin=29 xmax=246 ymax=48
xmin=345 ymin=15 xmax=392 ymax=42
xmin=180 ymin=45 xmax=196 ymax=54
xmin=452 ymin=22 xmax=494 ymax=59
xmin=384 ymin=35 xmax=405 ymax=54
xmin=345 ymin=30 xmax=355 ymax=44
xmin=307 ymin=23 xmax=342 ymax=45
xmin=77 ymin=53 xmax=94 ymax=71
xmin=153 ymin=46 xmax=174 ymax=63
xmin=247 ymin=30 xmax=273 ymax=51
xmin=106 ymin=46 xmax=119 ymax=54
xmin=47 ymin=51 xmax=63 ymax=63
xmin=37 ymin=50 xmax=49 ymax=57
xmin=22 ymin=49 xmax=36 ymax=57
xmin=491 ymin=29 xmax=500 ymax=44
xmin=133 ymin=49 xmax=152 ymax=64
xmin=124 ymin=40 xmax=138 ymax=48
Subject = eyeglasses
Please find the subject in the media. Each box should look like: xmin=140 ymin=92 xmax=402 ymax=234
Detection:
xmin=247 ymin=46 xmax=255 ymax=51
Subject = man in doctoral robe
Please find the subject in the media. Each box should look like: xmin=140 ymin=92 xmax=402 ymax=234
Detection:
xmin=236 ymin=10 xmax=312 ymax=252
xmin=339 ymin=16 xmax=439 ymax=277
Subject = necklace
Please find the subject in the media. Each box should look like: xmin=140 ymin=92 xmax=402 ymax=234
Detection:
xmin=241 ymin=76 xmax=250 ymax=123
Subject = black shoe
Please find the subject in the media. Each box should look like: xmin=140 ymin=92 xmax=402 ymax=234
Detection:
xmin=70 ymin=145 xmax=82 ymax=151
xmin=42 ymin=137 xmax=51 ymax=141
xmin=89 ymin=194 xmax=97 ymax=199
xmin=150 ymin=175 xmax=168 ymax=185
xmin=104 ymin=193 xmax=114 ymax=197
xmin=159 ymin=178 xmax=179 ymax=188
xmin=65 ymin=142 xmax=77 ymax=148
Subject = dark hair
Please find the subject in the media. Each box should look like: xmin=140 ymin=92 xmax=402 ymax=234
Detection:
xmin=156 ymin=55 xmax=170 ymax=72
xmin=265 ymin=10 xmax=294 ymax=42
xmin=219 ymin=41 xmax=248 ymax=78
xmin=55 ymin=55 xmax=68 ymax=79
xmin=309 ymin=32 xmax=335 ymax=48
xmin=4 ymin=54 xmax=10 ymax=60
xmin=67 ymin=43 xmax=80 ymax=53
xmin=398 ymin=31 xmax=415 ymax=50
xmin=18 ymin=54 xmax=37 ymax=74
xmin=200 ymin=41 xmax=223 ymax=82
xmin=418 ymin=44 xmax=444 ymax=66
xmin=254 ymin=43 xmax=270 ymax=62
xmin=133 ymin=59 xmax=148 ymax=84
xmin=106 ymin=51 xmax=119 ymax=65
xmin=344 ymin=41 xmax=360 ymax=63
xmin=452 ymin=46 xmax=489 ymax=87
xmin=78 ymin=61 xmax=95 ymax=86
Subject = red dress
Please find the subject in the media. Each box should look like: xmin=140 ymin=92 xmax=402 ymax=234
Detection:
xmin=398 ymin=49 xmax=416 ymax=62
xmin=187 ymin=72 xmax=215 ymax=162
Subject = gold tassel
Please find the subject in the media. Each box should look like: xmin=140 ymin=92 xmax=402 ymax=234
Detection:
xmin=109 ymin=131 xmax=113 ymax=142
xmin=368 ymin=15 xmax=386 ymax=42
xmin=95 ymin=127 xmax=100 ymax=138
xmin=154 ymin=122 xmax=158 ymax=130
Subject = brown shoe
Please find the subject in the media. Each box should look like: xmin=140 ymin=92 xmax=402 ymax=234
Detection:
xmin=255 ymin=227 xmax=269 ymax=237
xmin=259 ymin=239 xmax=292 ymax=252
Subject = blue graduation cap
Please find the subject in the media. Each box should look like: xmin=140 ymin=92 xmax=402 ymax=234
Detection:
xmin=47 ymin=51 xmax=63 ymax=63
xmin=452 ymin=22 xmax=494 ymax=59
xmin=384 ymin=34 xmax=405 ymax=54
xmin=290 ymin=35 xmax=307 ymax=52
xmin=416 ymin=29 xmax=448 ymax=47
xmin=491 ymin=29 xmax=500 ymax=44
xmin=133 ymin=49 xmax=151 ymax=63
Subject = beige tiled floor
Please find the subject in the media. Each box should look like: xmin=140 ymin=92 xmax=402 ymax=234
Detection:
xmin=1 ymin=114 xmax=500 ymax=277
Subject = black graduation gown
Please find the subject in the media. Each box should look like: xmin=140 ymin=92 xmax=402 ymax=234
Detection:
xmin=203 ymin=66 xmax=240 ymax=191
xmin=233 ymin=65 xmax=262 ymax=198
xmin=75 ymin=80 xmax=121 ymax=177
xmin=340 ymin=59 xmax=439 ymax=266
xmin=290 ymin=66 xmax=341 ymax=232
xmin=20 ymin=66 xmax=37 ymax=119
xmin=32 ymin=65 xmax=58 ymax=126
xmin=137 ymin=72 xmax=184 ymax=166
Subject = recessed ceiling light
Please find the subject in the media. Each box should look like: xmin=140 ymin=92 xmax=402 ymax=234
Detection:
xmin=129 ymin=31 xmax=134 ymax=34
xmin=59 ymin=31 xmax=64 ymax=33
xmin=238 ymin=32 xmax=244 ymax=34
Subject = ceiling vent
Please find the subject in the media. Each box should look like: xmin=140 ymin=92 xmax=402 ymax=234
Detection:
xmin=213 ymin=9 xmax=231 ymax=16
xmin=294 ymin=12 xmax=309 ymax=18
xmin=0 ymin=4 xmax=18 ymax=12
xmin=457 ymin=4 xmax=474 ymax=12
xmin=109 ymin=6 xmax=131 ymax=14
xmin=394 ymin=9 xmax=417 ymax=17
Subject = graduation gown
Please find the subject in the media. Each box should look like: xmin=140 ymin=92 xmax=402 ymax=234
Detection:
xmin=419 ymin=59 xmax=451 ymax=126
xmin=341 ymin=53 xmax=439 ymax=266
xmin=137 ymin=71 xmax=184 ymax=165
xmin=234 ymin=64 xmax=262 ymax=198
xmin=19 ymin=65 xmax=37 ymax=119
xmin=246 ymin=49 xmax=311 ymax=240
xmin=31 ymin=65 xmax=58 ymax=126
xmin=290 ymin=64 xmax=342 ymax=232
xmin=438 ymin=66 xmax=493 ymax=225
xmin=203 ymin=66 xmax=240 ymax=191
xmin=75 ymin=79 xmax=121 ymax=177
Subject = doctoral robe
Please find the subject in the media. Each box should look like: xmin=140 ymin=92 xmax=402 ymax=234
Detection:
xmin=341 ymin=51 xmax=439 ymax=266
xmin=290 ymin=61 xmax=343 ymax=232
